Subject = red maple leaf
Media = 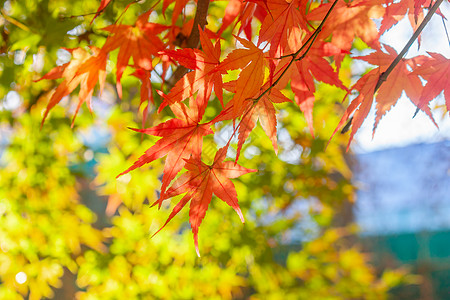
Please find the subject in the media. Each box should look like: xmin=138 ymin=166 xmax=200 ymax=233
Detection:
xmin=101 ymin=11 xmax=166 ymax=98
xmin=152 ymin=145 xmax=256 ymax=256
xmin=379 ymin=0 xmax=437 ymax=35
xmin=132 ymin=68 xmax=154 ymax=128
xmin=37 ymin=47 xmax=107 ymax=127
xmin=256 ymin=0 xmax=309 ymax=57
xmin=333 ymin=45 xmax=435 ymax=148
xmin=289 ymin=41 xmax=348 ymax=136
xmin=117 ymin=96 xmax=213 ymax=199
xmin=162 ymin=0 xmax=189 ymax=25
xmin=160 ymin=27 xmax=224 ymax=113
xmin=217 ymin=0 xmax=267 ymax=39
xmin=414 ymin=52 xmax=450 ymax=113
xmin=91 ymin=0 xmax=112 ymax=24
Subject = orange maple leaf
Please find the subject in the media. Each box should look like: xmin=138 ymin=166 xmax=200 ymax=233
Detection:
xmin=217 ymin=0 xmax=260 ymax=37
xmin=221 ymin=1 xmax=266 ymax=40
xmin=361 ymin=45 xmax=435 ymax=132
xmin=153 ymin=145 xmax=256 ymax=256
xmin=308 ymin=0 xmax=384 ymax=65
xmin=162 ymin=0 xmax=189 ymax=25
xmin=160 ymin=28 xmax=224 ymax=112
xmin=215 ymin=81 xmax=291 ymax=161
xmin=332 ymin=68 xmax=379 ymax=149
xmin=218 ymin=36 xmax=267 ymax=117
xmin=37 ymin=47 xmax=107 ymax=127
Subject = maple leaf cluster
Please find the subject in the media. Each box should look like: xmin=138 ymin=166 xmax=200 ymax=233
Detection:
xmin=38 ymin=0 xmax=450 ymax=255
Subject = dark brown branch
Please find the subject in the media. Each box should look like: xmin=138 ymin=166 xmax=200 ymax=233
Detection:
xmin=186 ymin=0 xmax=210 ymax=48
xmin=167 ymin=0 xmax=210 ymax=87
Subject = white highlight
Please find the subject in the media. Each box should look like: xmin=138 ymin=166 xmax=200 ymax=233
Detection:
xmin=15 ymin=272 xmax=27 ymax=284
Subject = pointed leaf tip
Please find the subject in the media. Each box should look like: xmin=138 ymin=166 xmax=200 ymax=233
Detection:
xmin=153 ymin=145 xmax=255 ymax=255
xmin=237 ymin=209 xmax=245 ymax=223
xmin=194 ymin=232 xmax=201 ymax=257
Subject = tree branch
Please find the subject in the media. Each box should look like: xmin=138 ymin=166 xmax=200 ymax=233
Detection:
xmin=167 ymin=0 xmax=210 ymax=87
xmin=374 ymin=0 xmax=444 ymax=92
xmin=255 ymin=0 xmax=339 ymax=102
xmin=186 ymin=0 xmax=210 ymax=48
xmin=214 ymin=0 xmax=340 ymax=150
xmin=342 ymin=0 xmax=444 ymax=133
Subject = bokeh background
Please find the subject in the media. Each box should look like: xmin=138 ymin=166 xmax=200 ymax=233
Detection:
xmin=1 ymin=0 xmax=449 ymax=299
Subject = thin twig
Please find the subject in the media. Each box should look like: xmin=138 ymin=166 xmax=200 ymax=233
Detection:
xmin=374 ymin=0 xmax=444 ymax=93
xmin=442 ymin=15 xmax=450 ymax=47
xmin=1 ymin=9 xmax=31 ymax=32
xmin=64 ymin=11 xmax=104 ymax=19
xmin=213 ymin=0 xmax=340 ymax=152
xmin=255 ymin=0 xmax=339 ymax=103
xmin=342 ymin=0 xmax=444 ymax=133
xmin=60 ymin=0 xmax=141 ymax=20
xmin=62 ymin=0 xmax=115 ymax=19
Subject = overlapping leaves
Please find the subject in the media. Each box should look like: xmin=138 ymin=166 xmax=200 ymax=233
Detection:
xmin=37 ymin=0 xmax=450 ymax=254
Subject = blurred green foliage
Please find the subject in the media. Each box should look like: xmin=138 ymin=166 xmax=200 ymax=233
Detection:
xmin=0 ymin=0 xmax=411 ymax=299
